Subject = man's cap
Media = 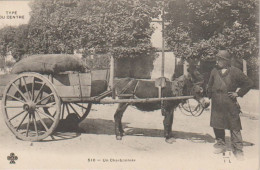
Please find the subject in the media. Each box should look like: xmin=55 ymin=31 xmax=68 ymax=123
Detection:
xmin=216 ymin=50 xmax=231 ymax=61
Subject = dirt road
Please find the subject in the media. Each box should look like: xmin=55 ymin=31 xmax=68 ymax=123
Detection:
xmin=0 ymin=99 xmax=259 ymax=169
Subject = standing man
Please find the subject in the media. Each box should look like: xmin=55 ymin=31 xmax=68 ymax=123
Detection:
xmin=207 ymin=50 xmax=253 ymax=160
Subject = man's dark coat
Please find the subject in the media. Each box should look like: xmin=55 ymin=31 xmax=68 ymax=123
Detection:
xmin=207 ymin=66 xmax=253 ymax=130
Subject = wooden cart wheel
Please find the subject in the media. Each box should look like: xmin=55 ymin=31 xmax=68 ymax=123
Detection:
xmin=1 ymin=73 xmax=61 ymax=141
xmin=60 ymin=102 xmax=92 ymax=122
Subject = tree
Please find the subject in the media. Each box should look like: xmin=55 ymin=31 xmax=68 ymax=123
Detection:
xmin=164 ymin=0 xmax=259 ymax=61
xmin=26 ymin=0 xmax=161 ymax=59
xmin=0 ymin=25 xmax=29 ymax=61
xmin=10 ymin=25 xmax=29 ymax=60
xmin=27 ymin=0 xmax=80 ymax=54
xmin=77 ymin=0 xmax=160 ymax=58
xmin=0 ymin=26 xmax=16 ymax=58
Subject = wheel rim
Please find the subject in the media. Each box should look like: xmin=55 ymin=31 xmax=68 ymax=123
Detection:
xmin=60 ymin=102 xmax=92 ymax=122
xmin=2 ymin=73 xmax=61 ymax=141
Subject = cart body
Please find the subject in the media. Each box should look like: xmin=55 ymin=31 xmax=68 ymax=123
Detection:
xmin=0 ymin=69 xmax=110 ymax=102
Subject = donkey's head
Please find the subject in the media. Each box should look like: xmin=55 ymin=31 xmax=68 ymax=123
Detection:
xmin=181 ymin=63 xmax=210 ymax=109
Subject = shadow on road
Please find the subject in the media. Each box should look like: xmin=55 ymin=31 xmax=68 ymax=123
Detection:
xmin=79 ymin=118 xmax=255 ymax=146
xmin=224 ymin=136 xmax=254 ymax=151
xmin=41 ymin=132 xmax=81 ymax=142
xmin=78 ymin=118 xmax=216 ymax=143
xmin=16 ymin=118 xmax=82 ymax=142
xmin=36 ymin=118 xmax=255 ymax=146
xmin=38 ymin=119 xmax=82 ymax=142
xmin=125 ymin=127 xmax=216 ymax=143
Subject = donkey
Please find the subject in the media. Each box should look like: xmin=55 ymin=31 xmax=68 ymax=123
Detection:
xmin=113 ymin=70 xmax=209 ymax=144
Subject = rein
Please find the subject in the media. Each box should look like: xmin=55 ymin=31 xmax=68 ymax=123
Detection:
xmin=179 ymin=99 xmax=204 ymax=117
xmin=179 ymin=81 xmax=205 ymax=117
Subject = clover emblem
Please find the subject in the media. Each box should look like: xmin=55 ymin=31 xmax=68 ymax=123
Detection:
xmin=7 ymin=153 xmax=18 ymax=164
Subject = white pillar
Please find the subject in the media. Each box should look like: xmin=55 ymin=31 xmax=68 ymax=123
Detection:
xmin=183 ymin=60 xmax=188 ymax=76
xmin=109 ymin=56 xmax=115 ymax=98
xmin=243 ymin=59 xmax=247 ymax=75
xmin=161 ymin=4 xmax=165 ymax=78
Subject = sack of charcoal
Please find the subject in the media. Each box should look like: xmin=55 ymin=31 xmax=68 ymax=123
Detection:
xmin=11 ymin=54 xmax=87 ymax=74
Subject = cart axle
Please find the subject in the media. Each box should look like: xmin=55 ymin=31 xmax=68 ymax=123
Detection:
xmin=23 ymin=102 xmax=36 ymax=113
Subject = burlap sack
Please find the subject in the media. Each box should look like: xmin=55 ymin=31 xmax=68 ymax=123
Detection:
xmin=11 ymin=54 xmax=86 ymax=74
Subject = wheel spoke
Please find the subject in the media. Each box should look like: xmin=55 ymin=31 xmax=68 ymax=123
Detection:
xmin=6 ymin=94 xmax=25 ymax=103
xmin=34 ymin=83 xmax=46 ymax=103
xmin=35 ymin=110 xmax=49 ymax=131
xmin=36 ymin=93 xmax=54 ymax=105
xmin=16 ymin=112 xmax=29 ymax=131
xmin=36 ymin=102 xmax=56 ymax=108
xmin=31 ymin=77 xmax=35 ymax=101
xmin=11 ymin=83 xmax=28 ymax=101
xmin=65 ymin=103 xmax=70 ymax=114
xmin=33 ymin=114 xmax=38 ymax=137
xmin=36 ymin=108 xmax=55 ymax=121
xmin=68 ymin=103 xmax=81 ymax=119
xmin=8 ymin=110 xmax=25 ymax=121
xmin=53 ymin=111 xmax=57 ymax=117
xmin=74 ymin=103 xmax=88 ymax=110
xmin=61 ymin=104 xmax=65 ymax=119
xmin=22 ymin=77 xmax=31 ymax=100
xmin=5 ymin=106 xmax=23 ymax=108
xmin=26 ymin=115 xmax=31 ymax=137
xmin=50 ymin=135 xmax=55 ymax=140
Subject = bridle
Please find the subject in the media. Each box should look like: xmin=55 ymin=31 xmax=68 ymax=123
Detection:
xmin=179 ymin=80 xmax=205 ymax=117
xmin=179 ymin=99 xmax=205 ymax=117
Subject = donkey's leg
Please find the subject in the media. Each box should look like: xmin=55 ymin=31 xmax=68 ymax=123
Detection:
xmin=114 ymin=103 xmax=128 ymax=140
xmin=161 ymin=101 xmax=175 ymax=144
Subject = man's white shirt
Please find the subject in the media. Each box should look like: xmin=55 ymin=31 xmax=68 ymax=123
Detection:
xmin=221 ymin=68 xmax=227 ymax=74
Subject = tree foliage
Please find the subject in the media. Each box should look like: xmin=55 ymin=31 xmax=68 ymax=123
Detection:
xmin=0 ymin=25 xmax=29 ymax=60
xmin=164 ymin=0 xmax=259 ymax=61
xmin=0 ymin=26 xmax=16 ymax=58
xmin=26 ymin=0 xmax=160 ymax=59
xmin=27 ymin=0 xmax=81 ymax=54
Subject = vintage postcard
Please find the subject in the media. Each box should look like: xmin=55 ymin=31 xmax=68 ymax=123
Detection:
xmin=0 ymin=0 xmax=259 ymax=169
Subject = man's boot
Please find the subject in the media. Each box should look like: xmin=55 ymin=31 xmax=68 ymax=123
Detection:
xmin=213 ymin=138 xmax=226 ymax=154
xmin=233 ymin=150 xmax=244 ymax=161
xmin=230 ymin=130 xmax=244 ymax=161
xmin=164 ymin=126 xmax=176 ymax=144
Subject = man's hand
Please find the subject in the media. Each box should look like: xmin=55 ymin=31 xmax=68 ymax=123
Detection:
xmin=228 ymin=92 xmax=238 ymax=99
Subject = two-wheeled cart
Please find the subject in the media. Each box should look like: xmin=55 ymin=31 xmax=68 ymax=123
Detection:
xmin=0 ymin=67 xmax=193 ymax=141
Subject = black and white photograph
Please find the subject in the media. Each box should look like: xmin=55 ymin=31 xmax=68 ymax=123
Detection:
xmin=0 ymin=0 xmax=259 ymax=169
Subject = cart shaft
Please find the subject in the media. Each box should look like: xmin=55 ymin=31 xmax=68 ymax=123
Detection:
xmin=98 ymin=96 xmax=193 ymax=104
